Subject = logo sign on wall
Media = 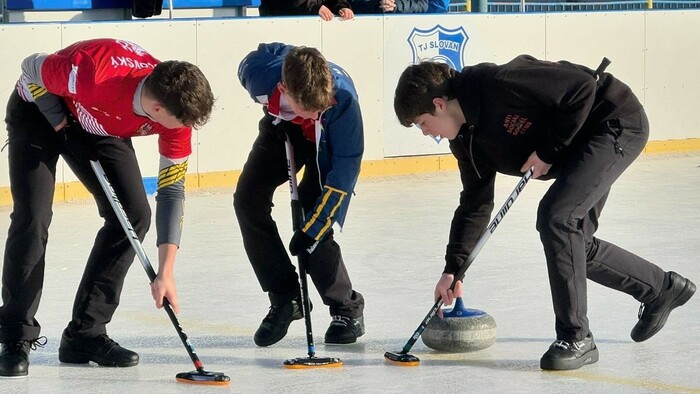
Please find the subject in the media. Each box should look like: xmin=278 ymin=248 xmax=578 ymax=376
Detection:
xmin=407 ymin=25 xmax=468 ymax=70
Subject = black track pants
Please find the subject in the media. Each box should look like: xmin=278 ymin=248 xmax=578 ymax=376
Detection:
xmin=536 ymin=109 xmax=666 ymax=342
xmin=233 ymin=119 xmax=364 ymax=318
xmin=0 ymin=91 xmax=150 ymax=341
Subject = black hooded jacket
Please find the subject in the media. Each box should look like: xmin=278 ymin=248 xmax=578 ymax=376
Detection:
xmin=444 ymin=54 xmax=643 ymax=274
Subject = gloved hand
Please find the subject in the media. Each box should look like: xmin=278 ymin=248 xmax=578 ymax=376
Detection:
xmin=289 ymin=230 xmax=319 ymax=256
xmin=59 ymin=118 xmax=98 ymax=161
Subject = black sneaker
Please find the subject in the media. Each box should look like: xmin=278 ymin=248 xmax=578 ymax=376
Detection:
xmin=0 ymin=337 xmax=46 ymax=378
xmin=58 ymin=330 xmax=139 ymax=367
xmin=254 ymin=298 xmax=305 ymax=347
xmin=324 ymin=315 xmax=365 ymax=345
xmin=540 ymin=333 xmax=599 ymax=370
xmin=631 ymin=271 xmax=696 ymax=342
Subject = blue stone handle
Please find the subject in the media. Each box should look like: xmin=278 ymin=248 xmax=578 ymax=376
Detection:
xmin=442 ymin=297 xmax=485 ymax=318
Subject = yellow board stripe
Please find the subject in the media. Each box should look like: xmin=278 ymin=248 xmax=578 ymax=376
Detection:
xmin=158 ymin=161 xmax=188 ymax=189
xmin=302 ymin=186 xmax=346 ymax=238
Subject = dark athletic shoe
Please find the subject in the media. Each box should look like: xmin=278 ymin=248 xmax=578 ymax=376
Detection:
xmin=540 ymin=333 xmax=598 ymax=370
xmin=0 ymin=337 xmax=46 ymax=378
xmin=254 ymin=298 xmax=305 ymax=347
xmin=631 ymin=271 xmax=696 ymax=342
xmin=324 ymin=315 xmax=365 ymax=345
xmin=58 ymin=330 xmax=139 ymax=367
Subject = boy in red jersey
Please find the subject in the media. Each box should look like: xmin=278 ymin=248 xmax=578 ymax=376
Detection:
xmin=0 ymin=38 xmax=214 ymax=377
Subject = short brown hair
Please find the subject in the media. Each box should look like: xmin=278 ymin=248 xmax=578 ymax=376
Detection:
xmin=281 ymin=46 xmax=334 ymax=112
xmin=394 ymin=61 xmax=455 ymax=127
xmin=144 ymin=60 xmax=214 ymax=129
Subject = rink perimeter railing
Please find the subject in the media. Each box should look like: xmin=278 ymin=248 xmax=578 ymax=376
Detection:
xmin=2 ymin=0 xmax=700 ymax=22
xmin=448 ymin=0 xmax=700 ymax=12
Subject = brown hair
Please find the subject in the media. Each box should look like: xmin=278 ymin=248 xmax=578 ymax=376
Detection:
xmin=281 ymin=46 xmax=334 ymax=112
xmin=394 ymin=61 xmax=455 ymax=127
xmin=144 ymin=60 xmax=214 ymax=129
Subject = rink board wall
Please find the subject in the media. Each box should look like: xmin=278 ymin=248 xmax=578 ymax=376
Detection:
xmin=0 ymin=11 xmax=698 ymax=203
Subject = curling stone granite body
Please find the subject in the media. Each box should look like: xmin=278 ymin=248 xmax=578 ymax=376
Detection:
xmin=421 ymin=297 xmax=497 ymax=352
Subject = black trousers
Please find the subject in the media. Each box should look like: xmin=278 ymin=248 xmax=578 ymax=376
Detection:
xmin=536 ymin=109 xmax=666 ymax=342
xmin=233 ymin=118 xmax=364 ymax=318
xmin=0 ymin=91 xmax=150 ymax=341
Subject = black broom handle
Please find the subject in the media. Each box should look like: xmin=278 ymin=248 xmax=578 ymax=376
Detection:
xmin=397 ymin=167 xmax=534 ymax=354
xmin=284 ymin=137 xmax=318 ymax=358
xmin=90 ymin=160 xmax=206 ymax=372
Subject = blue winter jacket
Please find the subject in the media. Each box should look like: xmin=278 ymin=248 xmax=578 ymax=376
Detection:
xmin=237 ymin=42 xmax=364 ymax=240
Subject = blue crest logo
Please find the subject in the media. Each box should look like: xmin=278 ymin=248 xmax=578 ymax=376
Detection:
xmin=407 ymin=25 xmax=469 ymax=69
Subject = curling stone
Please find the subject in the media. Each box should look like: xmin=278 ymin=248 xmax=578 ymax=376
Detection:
xmin=421 ymin=297 xmax=496 ymax=352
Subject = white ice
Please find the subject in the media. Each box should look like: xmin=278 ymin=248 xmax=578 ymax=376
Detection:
xmin=0 ymin=153 xmax=698 ymax=393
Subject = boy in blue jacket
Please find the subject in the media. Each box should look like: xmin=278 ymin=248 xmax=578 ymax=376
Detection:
xmin=236 ymin=43 xmax=365 ymax=346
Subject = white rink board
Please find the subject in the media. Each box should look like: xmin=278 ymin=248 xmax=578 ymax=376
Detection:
xmin=0 ymin=24 xmax=62 ymax=189
xmin=321 ymin=16 xmax=385 ymax=160
xmin=645 ymin=11 xmax=700 ymax=140
xmin=382 ymin=13 xmax=547 ymax=157
xmin=195 ymin=17 xmax=322 ymax=173
xmin=545 ymin=12 xmax=645 ymax=108
xmin=0 ymin=11 xmax=698 ymax=188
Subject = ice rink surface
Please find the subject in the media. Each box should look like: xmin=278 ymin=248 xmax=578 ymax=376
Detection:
xmin=0 ymin=153 xmax=698 ymax=393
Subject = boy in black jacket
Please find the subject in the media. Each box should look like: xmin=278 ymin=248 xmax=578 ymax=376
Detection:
xmin=393 ymin=55 xmax=696 ymax=370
